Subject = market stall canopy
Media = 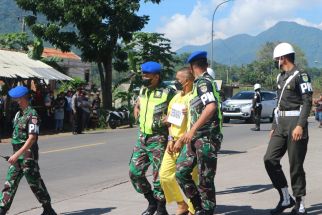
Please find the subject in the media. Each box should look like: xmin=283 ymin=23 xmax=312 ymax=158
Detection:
xmin=0 ymin=49 xmax=73 ymax=80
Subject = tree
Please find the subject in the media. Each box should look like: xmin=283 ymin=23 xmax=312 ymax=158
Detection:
xmin=124 ymin=32 xmax=176 ymax=80
xmin=113 ymin=32 xmax=175 ymax=109
xmin=15 ymin=0 xmax=162 ymax=109
xmin=248 ymin=42 xmax=309 ymax=90
xmin=0 ymin=32 xmax=31 ymax=51
xmin=27 ymin=37 xmax=44 ymax=60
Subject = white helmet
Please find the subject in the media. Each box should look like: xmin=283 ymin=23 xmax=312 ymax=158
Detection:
xmin=254 ymin=83 xmax=261 ymax=91
xmin=273 ymin=42 xmax=295 ymax=59
xmin=207 ymin=68 xmax=215 ymax=79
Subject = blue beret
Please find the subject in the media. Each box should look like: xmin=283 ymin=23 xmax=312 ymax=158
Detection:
xmin=187 ymin=51 xmax=207 ymax=63
xmin=141 ymin=61 xmax=162 ymax=74
xmin=8 ymin=86 xmax=29 ymax=99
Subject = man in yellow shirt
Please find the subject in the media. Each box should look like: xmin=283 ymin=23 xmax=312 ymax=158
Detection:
xmin=159 ymin=67 xmax=197 ymax=215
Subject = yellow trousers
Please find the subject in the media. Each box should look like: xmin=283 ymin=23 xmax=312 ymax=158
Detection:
xmin=160 ymin=151 xmax=198 ymax=214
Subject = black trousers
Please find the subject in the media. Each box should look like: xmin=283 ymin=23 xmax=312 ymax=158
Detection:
xmin=73 ymin=108 xmax=83 ymax=133
xmin=254 ymin=105 xmax=262 ymax=128
xmin=264 ymin=116 xmax=308 ymax=197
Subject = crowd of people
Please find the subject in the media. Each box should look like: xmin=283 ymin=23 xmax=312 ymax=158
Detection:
xmin=70 ymin=88 xmax=101 ymax=134
xmin=0 ymin=86 xmax=101 ymax=142
xmin=41 ymin=88 xmax=101 ymax=134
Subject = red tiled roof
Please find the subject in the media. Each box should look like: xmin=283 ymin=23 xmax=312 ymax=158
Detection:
xmin=42 ymin=48 xmax=81 ymax=60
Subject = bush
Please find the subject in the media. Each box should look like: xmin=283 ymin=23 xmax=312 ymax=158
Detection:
xmin=58 ymin=78 xmax=86 ymax=93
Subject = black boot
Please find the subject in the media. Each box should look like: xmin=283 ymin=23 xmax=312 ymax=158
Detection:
xmin=142 ymin=192 xmax=157 ymax=215
xmin=0 ymin=208 xmax=7 ymax=215
xmin=155 ymin=200 xmax=168 ymax=215
xmin=191 ymin=194 xmax=203 ymax=214
xmin=251 ymin=127 xmax=260 ymax=131
xmin=204 ymin=209 xmax=214 ymax=215
xmin=290 ymin=197 xmax=307 ymax=215
xmin=270 ymin=195 xmax=295 ymax=215
xmin=41 ymin=204 xmax=57 ymax=215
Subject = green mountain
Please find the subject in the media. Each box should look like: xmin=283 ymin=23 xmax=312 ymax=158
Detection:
xmin=176 ymin=21 xmax=322 ymax=68
xmin=0 ymin=0 xmax=25 ymax=33
xmin=2 ymin=2 xmax=321 ymax=68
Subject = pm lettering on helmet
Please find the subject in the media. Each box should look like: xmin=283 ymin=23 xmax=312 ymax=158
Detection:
xmin=300 ymin=82 xmax=313 ymax=94
xmin=201 ymin=92 xmax=215 ymax=105
xmin=29 ymin=124 xmax=39 ymax=134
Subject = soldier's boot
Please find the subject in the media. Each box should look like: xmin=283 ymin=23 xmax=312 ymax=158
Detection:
xmin=0 ymin=207 xmax=7 ymax=215
xmin=190 ymin=194 xmax=203 ymax=215
xmin=290 ymin=197 xmax=307 ymax=215
xmin=41 ymin=203 xmax=57 ymax=215
xmin=142 ymin=192 xmax=157 ymax=215
xmin=155 ymin=200 xmax=169 ymax=215
xmin=270 ymin=188 xmax=295 ymax=215
xmin=250 ymin=127 xmax=261 ymax=131
xmin=192 ymin=208 xmax=214 ymax=215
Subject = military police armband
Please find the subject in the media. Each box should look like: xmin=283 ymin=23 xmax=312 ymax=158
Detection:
xmin=200 ymin=92 xmax=216 ymax=105
xmin=28 ymin=116 xmax=40 ymax=134
xmin=197 ymin=81 xmax=216 ymax=105
xmin=299 ymin=73 xmax=313 ymax=94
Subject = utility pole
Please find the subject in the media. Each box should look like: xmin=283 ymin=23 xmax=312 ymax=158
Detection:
xmin=17 ymin=15 xmax=26 ymax=33
xmin=211 ymin=0 xmax=234 ymax=68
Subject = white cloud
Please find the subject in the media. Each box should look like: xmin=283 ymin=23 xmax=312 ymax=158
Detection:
xmin=156 ymin=2 xmax=212 ymax=50
xmin=156 ymin=0 xmax=322 ymax=50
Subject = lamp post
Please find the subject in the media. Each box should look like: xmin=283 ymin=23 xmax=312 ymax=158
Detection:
xmin=211 ymin=0 xmax=234 ymax=68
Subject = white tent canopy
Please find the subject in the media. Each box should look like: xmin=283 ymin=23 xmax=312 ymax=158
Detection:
xmin=0 ymin=49 xmax=73 ymax=80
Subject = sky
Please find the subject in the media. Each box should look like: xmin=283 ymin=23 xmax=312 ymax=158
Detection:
xmin=138 ymin=0 xmax=322 ymax=50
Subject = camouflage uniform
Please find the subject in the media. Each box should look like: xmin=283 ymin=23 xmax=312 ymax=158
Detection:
xmin=0 ymin=107 xmax=51 ymax=211
xmin=130 ymin=133 xmax=167 ymax=200
xmin=176 ymin=73 xmax=223 ymax=212
xmin=129 ymin=83 xmax=175 ymax=201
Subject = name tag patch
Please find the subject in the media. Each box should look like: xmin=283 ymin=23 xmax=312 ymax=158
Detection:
xmin=167 ymin=103 xmax=185 ymax=126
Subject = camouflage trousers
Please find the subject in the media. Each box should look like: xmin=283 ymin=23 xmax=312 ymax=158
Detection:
xmin=129 ymin=133 xmax=167 ymax=201
xmin=0 ymin=148 xmax=51 ymax=211
xmin=176 ymin=136 xmax=218 ymax=211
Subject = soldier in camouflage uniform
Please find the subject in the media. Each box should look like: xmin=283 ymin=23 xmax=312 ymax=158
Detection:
xmin=0 ymin=86 xmax=56 ymax=215
xmin=176 ymin=51 xmax=223 ymax=215
xmin=129 ymin=62 xmax=175 ymax=215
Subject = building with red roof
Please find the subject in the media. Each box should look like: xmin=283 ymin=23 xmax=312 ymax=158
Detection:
xmin=42 ymin=48 xmax=91 ymax=82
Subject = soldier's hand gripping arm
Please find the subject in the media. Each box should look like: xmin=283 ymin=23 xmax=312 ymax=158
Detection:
xmin=182 ymin=80 xmax=217 ymax=144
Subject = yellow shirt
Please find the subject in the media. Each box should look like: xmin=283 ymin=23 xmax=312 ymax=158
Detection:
xmin=168 ymin=92 xmax=191 ymax=140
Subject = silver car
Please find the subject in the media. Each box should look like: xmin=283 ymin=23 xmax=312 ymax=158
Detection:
xmin=222 ymin=91 xmax=277 ymax=123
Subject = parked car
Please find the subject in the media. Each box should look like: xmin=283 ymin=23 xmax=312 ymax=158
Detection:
xmin=222 ymin=91 xmax=277 ymax=123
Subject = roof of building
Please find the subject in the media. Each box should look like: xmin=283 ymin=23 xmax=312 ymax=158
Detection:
xmin=0 ymin=49 xmax=73 ymax=80
xmin=42 ymin=48 xmax=81 ymax=60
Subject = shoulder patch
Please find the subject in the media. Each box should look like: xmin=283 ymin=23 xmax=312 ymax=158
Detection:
xmin=301 ymin=73 xmax=309 ymax=82
xmin=31 ymin=116 xmax=38 ymax=124
xmin=200 ymin=85 xmax=208 ymax=93
xmin=154 ymin=90 xmax=163 ymax=98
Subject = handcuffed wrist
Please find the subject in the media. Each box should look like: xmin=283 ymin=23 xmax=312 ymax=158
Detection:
xmin=168 ymin=136 xmax=174 ymax=141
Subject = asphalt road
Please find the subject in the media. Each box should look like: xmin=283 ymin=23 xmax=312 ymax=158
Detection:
xmin=0 ymin=120 xmax=274 ymax=214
